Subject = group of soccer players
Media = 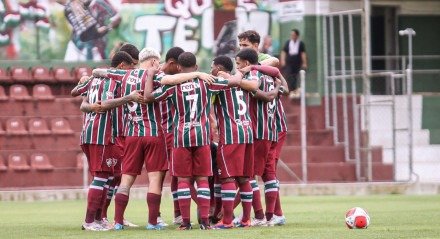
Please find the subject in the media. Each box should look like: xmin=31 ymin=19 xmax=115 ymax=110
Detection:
xmin=73 ymin=29 xmax=289 ymax=231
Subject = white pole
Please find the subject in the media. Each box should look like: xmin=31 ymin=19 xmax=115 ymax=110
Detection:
xmin=82 ymin=154 xmax=88 ymax=190
xmin=339 ymin=14 xmax=350 ymax=161
xmin=300 ymin=70 xmax=307 ymax=183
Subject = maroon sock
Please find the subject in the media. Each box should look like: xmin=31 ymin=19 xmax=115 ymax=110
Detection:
xmin=263 ymin=175 xmax=278 ymax=221
xmin=171 ymin=176 xmax=180 ymax=217
xmin=85 ymin=175 xmax=108 ymax=223
xmin=177 ymin=180 xmax=191 ymax=225
xmin=196 ymin=180 xmax=210 ymax=225
xmin=221 ymin=181 xmax=236 ymax=225
xmin=274 ymin=190 xmax=283 ymax=216
xmin=147 ymin=193 xmax=161 ymax=225
xmin=250 ymin=179 xmax=264 ymax=219
xmin=114 ymin=193 xmax=129 ymax=225
xmin=238 ymin=181 xmax=253 ymax=223
xmin=213 ymin=183 xmax=222 ymax=219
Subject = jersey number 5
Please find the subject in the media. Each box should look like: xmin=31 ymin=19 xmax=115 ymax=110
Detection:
xmin=235 ymin=91 xmax=247 ymax=116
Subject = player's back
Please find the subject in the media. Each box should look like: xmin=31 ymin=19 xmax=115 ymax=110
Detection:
xmin=119 ymin=69 xmax=163 ymax=137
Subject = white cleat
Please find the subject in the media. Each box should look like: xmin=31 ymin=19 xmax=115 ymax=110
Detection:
xmin=123 ymin=219 xmax=139 ymax=227
xmin=173 ymin=215 xmax=183 ymax=225
xmin=232 ymin=213 xmax=243 ymax=226
xmin=82 ymin=222 xmax=109 ymax=231
xmin=95 ymin=218 xmax=112 ymax=229
xmin=272 ymin=215 xmax=286 ymax=226
xmin=157 ymin=216 xmax=169 ymax=227
xmin=251 ymin=218 xmax=268 ymax=227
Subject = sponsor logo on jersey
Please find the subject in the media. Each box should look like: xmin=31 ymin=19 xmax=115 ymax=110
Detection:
xmin=105 ymin=91 xmax=114 ymax=99
xmin=263 ymin=75 xmax=274 ymax=83
xmin=132 ymin=116 xmax=143 ymax=122
xmin=181 ymin=82 xmax=200 ymax=92
xmin=126 ymin=75 xmax=139 ymax=85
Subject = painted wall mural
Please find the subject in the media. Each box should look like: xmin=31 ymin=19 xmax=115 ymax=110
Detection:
xmin=0 ymin=0 xmax=292 ymax=62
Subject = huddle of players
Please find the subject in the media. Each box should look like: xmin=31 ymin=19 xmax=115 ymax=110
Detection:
xmin=73 ymin=30 xmax=289 ymax=231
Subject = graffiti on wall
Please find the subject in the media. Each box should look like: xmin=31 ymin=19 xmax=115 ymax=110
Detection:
xmin=0 ymin=0 xmax=284 ymax=61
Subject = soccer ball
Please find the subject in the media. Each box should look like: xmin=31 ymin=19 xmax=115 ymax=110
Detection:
xmin=345 ymin=207 xmax=370 ymax=229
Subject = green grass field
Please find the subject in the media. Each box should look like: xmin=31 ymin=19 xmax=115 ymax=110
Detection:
xmin=1 ymin=194 xmax=439 ymax=239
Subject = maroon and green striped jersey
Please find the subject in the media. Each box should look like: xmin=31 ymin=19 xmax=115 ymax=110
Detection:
xmin=111 ymin=81 xmax=124 ymax=138
xmin=155 ymin=72 xmax=175 ymax=134
xmin=275 ymin=97 xmax=288 ymax=132
xmin=153 ymin=77 xmax=229 ymax=147
xmin=106 ymin=69 xmax=163 ymax=137
xmin=79 ymin=77 xmax=116 ymax=145
xmin=248 ymin=70 xmax=278 ymax=141
xmin=214 ymin=85 xmax=254 ymax=145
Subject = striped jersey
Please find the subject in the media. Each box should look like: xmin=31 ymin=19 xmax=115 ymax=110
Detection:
xmin=275 ymin=96 xmax=288 ymax=133
xmin=153 ymin=77 xmax=229 ymax=147
xmin=155 ymin=72 xmax=175 ymax=134
xmin=106 ymin=69 xmax=163 ymax=137
xmin=248 ymin=70 xmax=278 ymax=141
xmin=214 ymin=85 xmax=254 ymax=145
xmin=79 ymin=76 xmax=116 ymax=145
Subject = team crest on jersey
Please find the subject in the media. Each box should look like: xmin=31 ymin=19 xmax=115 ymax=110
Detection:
xmin=262 ymin=75 xmax=274 ymax=83
xmin=105 ymin=91 xmax=114 ymax=99
xmin=91 ymin=78 xmax=102 ymax=86
xmin=181 ymin=82 xmax=200 ymax=92
xmin=106 ymin=158 xmax=117 ymax=167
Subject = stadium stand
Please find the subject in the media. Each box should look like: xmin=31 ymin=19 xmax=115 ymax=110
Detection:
xmin=0 ymin=67 xmax=12 ymax=84
xmin=28 ymin=118 xmax=51 ymax=135
xmin=8 ymin=153 xmax=31 ymax=171
xmin=53 ymin=67 xmax=75 ymax=83
xmin=9 ymin=84 xmax=32 ymax=101
xmin=32 ymin=66 xmax=55 ymax=84
xmin=11 ymin=67 xmax=33 ymax=84
xmin=6 ymin=118 xmax=28 ymax=135
xmin=30 ymin=153 xmax=54 ymax=171
xmin=0 ymin=155 xmax=7 ymax=172
xmin=0 ymin=85 xmax=8 ymax=101
xmin=74 ymin=66 xmax=92 ymax=81
xmin=50 ymin=117 xmax=74 ymax=134
xmin=32 ymin=84 xmax=55 ymax=100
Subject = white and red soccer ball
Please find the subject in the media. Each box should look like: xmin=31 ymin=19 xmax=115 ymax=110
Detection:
xmin=345 ymin=207 xmax=370 ymax=229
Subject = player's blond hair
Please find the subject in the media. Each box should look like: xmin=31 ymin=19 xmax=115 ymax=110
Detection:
xmin=139 ymin=47 xmax=160 ymax=63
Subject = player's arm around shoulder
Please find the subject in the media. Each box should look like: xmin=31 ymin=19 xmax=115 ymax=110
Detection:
xmin=71 ymin=75 xmax=93 ymax=97
xmin=160 ymin=72 xmax=215 ymax=85
xmin=144 ymin=68 xmax=173 ymax=103
xmin=252 ymin=77 xmax=281 ymax=102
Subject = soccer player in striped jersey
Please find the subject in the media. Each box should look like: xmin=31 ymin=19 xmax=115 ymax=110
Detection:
xmin=74 ymin=52 xmax=142 ymax=231
xmin=235 ymin=48 xmax=281 ymax=226
xmin=209 ymin=55 xmax=257 ymax=229
xmin=92 ymin=47 xmax=169 ymax=230
xmin=144 ymin=52 xmax=258 ymax=230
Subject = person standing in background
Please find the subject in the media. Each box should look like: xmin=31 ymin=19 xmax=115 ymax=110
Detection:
xmin=280 ymin=29 xmax=307 ymax=99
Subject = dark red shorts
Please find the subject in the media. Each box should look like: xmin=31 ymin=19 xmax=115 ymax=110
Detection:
xmin=270 ymin=131 xmax=287 ymax=162
xmin=81 ymin=144 xmax=118 ymax=173
xmin=216 ymin=143 xmax=254 ymax=179
xmin=112 ymin=136 xmax=125 ymax=175
xmin=165 ymin=132 xmax=173 ymax=162
xmin=171 ymin=145 xmax=212 ymax=177
xmin=122 ymin=135 xmax=168 ymax=175
xmin=253 ymin=139 xmax=273 ymax=176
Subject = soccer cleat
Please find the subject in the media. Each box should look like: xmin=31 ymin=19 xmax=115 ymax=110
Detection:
xmin=266 ymin=217 xmax=276 ymax=227
xmin=82 ymin=222 xmax=109 ymax=231
xmin=212 ymin=221 xmax=234 ymax=229
xmin=146 ymin=223 xmax=164 ymax=230
xmin=272 ymin=215 xmax=286 ymax=226
xmin=95 ymin=218 xmax=111 ymax=229
xmin=123 ymin=219 xmax=139 ymax=227
xmin=173 ymin=215 xmax=183 ymax=225
xmin=157 ymin=216 xmax=169 ymax=227
xmin=177 ymin=224 xmax=193 ymax=230
xmin=113 ymin=223 xmax=124 ymax=230
xmin=251 ymin=218 xmax=268 ymax=227
xmin=232 ymin=213 xmax=243 ymax=226
xmin=199 ymin=223 xmax=212 ymax=230
xmin=236 ymin=220 xmax=251 ymax=228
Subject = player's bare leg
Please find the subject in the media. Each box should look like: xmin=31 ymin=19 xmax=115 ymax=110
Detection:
xmin=146 ymin=170 xmax=166 ymax=230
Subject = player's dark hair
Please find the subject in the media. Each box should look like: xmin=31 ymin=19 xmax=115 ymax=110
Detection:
xmin=111 ymin=51 xmax=134 ymax=68
xmin=238 ymin=30 xmax=261 ymax=44
xmin=166 ymin=47 xmax=184 ymax=62
xmin=236 ymin=48 xmax=258 ymax=65
xmin=119 ymin=43 xmax=139 ymax=61
xmin=292 ymin=29 xmax=300 ymax=36
xmin=178 ymin=52 xmax=197 ymax=68
xmin=213 ymin=55 xmax=233 ymax=72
